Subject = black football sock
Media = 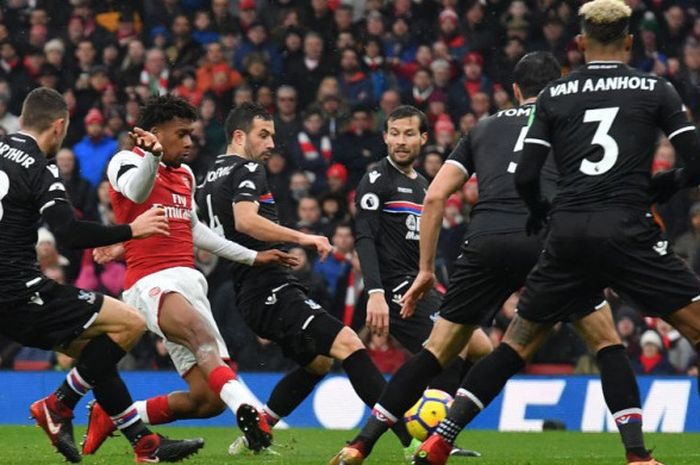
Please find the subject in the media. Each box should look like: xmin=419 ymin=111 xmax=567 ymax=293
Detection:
xmin=597 ymin=344 xmax=648 ymax=459
xmin=75 ymin=335 xmax=152 ymax=446
xmin=266 ymin=367 xmax=326 ymax=419
xmin=429 ymin=356 xmax=470 ymax=395
xmin=95 ymin=366 xmax=152 ymax=446
xmin=437 ymin=343 xmax=524 ymax=444
xmin=52 ymin=370 xmax=90 ymax=411
xmin=342 ymin=349 xmax=386 ymax=407
xmin=353 ymin=349 xmax=443 ymax=453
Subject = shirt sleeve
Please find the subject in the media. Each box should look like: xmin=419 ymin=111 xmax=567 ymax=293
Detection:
xmin=354 ymin=171 xmax=386 ymax=293
xmin=187 ymin=164 xmax=257 ymax=265
xmin=523 ymin=93 xmax=553 ymax=149
xmin=445 ymin=133 xmax=474 ymax=177
xmin=657 ymin=79 xmax=696 ymax=141
xmin=32 ymin=161 xmax=69 ymax=214
xmin=230 ymin=162 xmax=267 ymax=204
xmin=106 ymin=149 xmax=161 ymax=203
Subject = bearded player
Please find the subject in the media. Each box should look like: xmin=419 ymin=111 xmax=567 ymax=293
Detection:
xmin=81 ymin=95 xmax=297 ymax=455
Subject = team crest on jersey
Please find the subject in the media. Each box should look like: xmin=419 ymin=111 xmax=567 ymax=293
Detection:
xmin=360 ymin=193 xmax=379 ymax=210
xmin=182 ymin=176 xmax=190 ymax=188
xmin=78 ymin=290 xmax=96 ymax=305
xmin=368 ymin=171 xmax=381 ymax=184
xmin=405 ymin=215 xmax=420 ymax=240
xmin=244 ymin=162 xmax=258 ymax=172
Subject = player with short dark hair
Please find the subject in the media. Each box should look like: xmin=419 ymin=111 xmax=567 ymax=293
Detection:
xmin=411 ymin=1 xmax=700 ymax=463
xmin=6 ymin=88 xmax=203 ymax=463
xmin=197 ymin=102 xmax=411 ymax=452
xmin=80 ymin=95 xmax=297 ymax=456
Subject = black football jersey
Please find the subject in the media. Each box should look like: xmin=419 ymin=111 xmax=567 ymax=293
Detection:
xmin=526 ymin=61 xmax=695 ymax=213
xmin=196 ymin=154 xmax=296 ymax=294
xmin=447 ymin=103 xmax=557 ymax=239
xmin=355 ymin=157 xmax=429 ymax=290
xmin=0 ymin=133 xmax=68 ymax=304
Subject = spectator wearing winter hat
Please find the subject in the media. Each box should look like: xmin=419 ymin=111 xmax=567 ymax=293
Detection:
xmin=631 ymin=330 xmax=677 ymax=375
xmin=72 ymin=108 xmax=118 ymax=187
xmin=333 ymin=106 xmax=383 ymax=187
xmin=326 ymin=163 xmax=349 ymax=197
xmin=434 ymin=114 xmax=456 ymax=153
xmin=448 ymin=51 xmax=492 ymax=120
xmin=437 ymin=8 xmax=466 ymax=60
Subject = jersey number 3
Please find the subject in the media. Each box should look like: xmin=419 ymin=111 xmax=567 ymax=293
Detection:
xmin=0 ymin=170 xmax=9 ymax=221
xmin=580 ymin=107 xmax=619 ymax=176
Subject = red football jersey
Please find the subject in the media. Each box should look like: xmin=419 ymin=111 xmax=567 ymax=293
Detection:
xmin=108 ymin=148 xmax=195 ymax=289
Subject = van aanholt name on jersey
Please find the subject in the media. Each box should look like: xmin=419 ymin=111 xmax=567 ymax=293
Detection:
xmin=549 ymin=76 xmax=658 ymax=98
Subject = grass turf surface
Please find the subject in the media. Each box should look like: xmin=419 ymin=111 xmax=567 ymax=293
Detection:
xmin=2 ymin=426 xmax=699 ymax=465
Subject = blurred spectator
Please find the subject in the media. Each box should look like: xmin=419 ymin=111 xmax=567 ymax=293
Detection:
xmin=55 ymin=147 xmax=97 ymax=220
xmin=402 ymin=68 xmax=440 ymax=112
xmin=656 ymin=319 xmax=695 ymax=372
xmin=273 ymin=85 xmax=302 ymax=154
xmin=632 ymin=330 xmax=677 ymax=375
xmin=140 ymin=48 xmax=169 ymax=96
xmin=448 ymin=52 xmax=492 ymax=120
xmin=73 ymin=108 xmax=118 ymax=187
xmin=363 ymin=37 xmax=397 ymax=104
xmin=361 ymin=329 xmax=409 ymax=374
xmin=0 ymin=91 xmax=19 ymax=133
xmin=674 ymin=202 xmax=700 ymax=272
xmin=36 ymin=227 xmax=70 ymax=272
xmin=314 ymin=223 xmax=354 ymax=302
xmin=285 ymin=31 xmax=334 ymax=109
xmin=296 ymin=196 xmax=325 ymax=235
xmin=326 ymin=163 xmax=349 ymax=198
xmin=234 ymin=21 xmax=282 ymax=77
xmin=166 ymin=14 xmax=202 ymax=75
xmin=375 ymin=89 xmax=401 ymax=132
xmin=338 ymin=47 xmax=373 ymax=106
xmin=333 ymin=106 xmax=383 ymax=187
xmin=292 ymin=109 xmax=332 ymax=193
xmin=616 ymin=306 xmax=643 ymax=360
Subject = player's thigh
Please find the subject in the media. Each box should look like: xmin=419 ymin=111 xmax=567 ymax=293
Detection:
xmin=388 ymin=287 xmax=438 ymax=354
xmin=606 ymin=233 xmax=700 ymax=320
xmin=572 ymin=303 xmax=621 ymax=353
xmin=304 ymin=355 xmax=334 ymax=376
xmin=666 ymin=300 xmax=700 ymax=346
xmin=72 ymin=295 xmax=145 ymax=351
xmin=501 ymin=315 xmax=553 ymax=360
xmin=424 ymin=317 xmax=476 ymax=367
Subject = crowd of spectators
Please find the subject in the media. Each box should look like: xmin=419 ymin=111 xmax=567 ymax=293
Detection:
xmin=0 ymin=0 xmax=699 ymax=376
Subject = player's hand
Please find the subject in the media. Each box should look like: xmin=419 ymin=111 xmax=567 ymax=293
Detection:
xmin=130 ymin=206 xmax=170 ymax=239
xmin=93 ymin=243 xmax=125 ymax=264
xmin=129 ymin=127 xmax=163 ymax=156
xmin=400 ymin=271 xmax=435 ymax=319
xmin=525 ymin=199 xmax=551 ymax=236
xmin=649 ymin=168 xmax=683 ymax=204
xmin=301 ymin=234 xmax=333 ymax=262
xmin=366 ymin=292 xmax=390 ymax=337
xmin=254 ymin=249 xmax=299 ymax=267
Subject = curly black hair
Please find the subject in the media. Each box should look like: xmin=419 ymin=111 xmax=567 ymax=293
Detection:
xmin=136 ymin=94 xmax=198 ymax=129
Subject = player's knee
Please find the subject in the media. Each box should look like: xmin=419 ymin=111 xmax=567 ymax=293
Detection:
xmin=305 ymin=356 xmax=333 ymax=375
xmin=331 ymin=327 xmax=365 ymax=359
xmin=183 ymin=319 xmax=218 ymax=352
xmin=111 ymin=308 xmax=146 ymax=349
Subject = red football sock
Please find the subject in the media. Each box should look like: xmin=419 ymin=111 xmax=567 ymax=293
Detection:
xmin=145 ymin=395 xmax=174 ymax=425
xmin=208 ymin=365 xmax=236 ymax=395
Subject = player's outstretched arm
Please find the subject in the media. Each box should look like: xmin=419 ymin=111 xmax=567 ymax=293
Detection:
xmin=42 ymin=202 xmax=169 ymax=249
xmin=106 ymin=128 xmax=163 ymax=204
xmin=233 ymin=201 xmax=332 ymax=260
xmin=400 ymin=162 xmax=466 ymax=318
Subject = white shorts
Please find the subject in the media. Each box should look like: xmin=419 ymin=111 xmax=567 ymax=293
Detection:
xmin=122 ymin=267 xmax=230 ymax=375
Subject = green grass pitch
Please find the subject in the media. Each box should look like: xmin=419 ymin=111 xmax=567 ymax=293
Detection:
xmin=2 ymin=426 xmax=699 ymax=465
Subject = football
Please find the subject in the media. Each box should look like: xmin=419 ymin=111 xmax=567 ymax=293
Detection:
xmin=403 ymin=389 xmax=454 ymax=441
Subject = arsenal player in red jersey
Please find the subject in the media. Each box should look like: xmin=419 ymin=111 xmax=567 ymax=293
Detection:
xmin=82 ymin=95 xmax=296 ymax=455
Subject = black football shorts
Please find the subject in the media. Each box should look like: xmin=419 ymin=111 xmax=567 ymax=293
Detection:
xmin=237 ymin=282 xmax=344 ymax=366
xmin=0 ymin=279 xmax=104 ymax=350
xmin=383 ymin=276 xmax=441 ymax=353
xmin=517 ymin=210 xmax=700 ymax=323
